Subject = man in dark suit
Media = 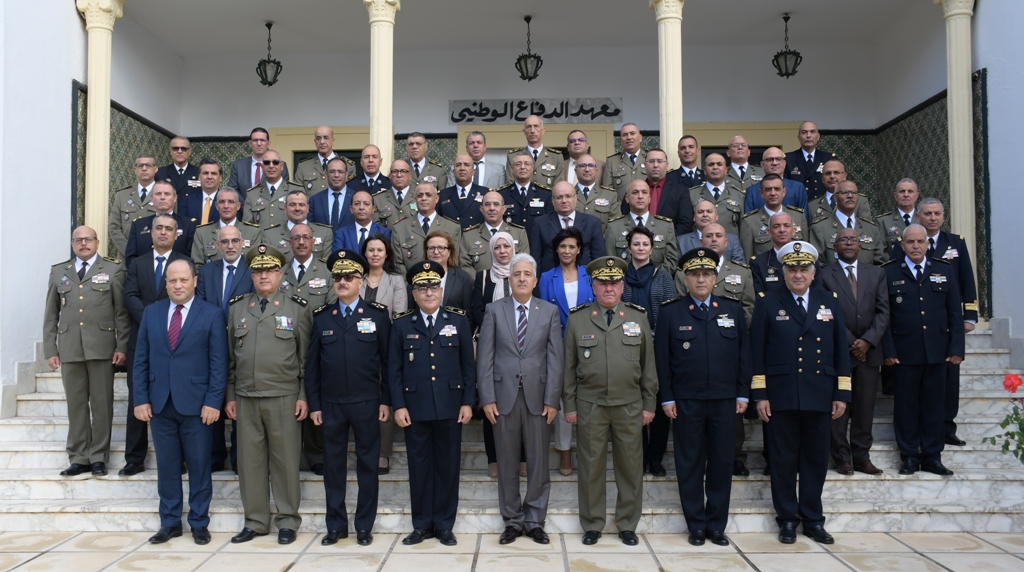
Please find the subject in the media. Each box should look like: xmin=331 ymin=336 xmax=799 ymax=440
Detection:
xmin=820 ymin=229 xmax=890 ymax=475
xmin=667 ymin=135 xmax=705 ymax=188
xmin=123 ymin=214 xmax=190 ymax=476
xmin=333 ymin=190 xmax=392 ymax=253
xmin=657 ymin=248 xmax=751 ymax=547
xmin=133 ymin=258 xmax=228 ymax=545
xmin=349 ymin=145 xmax=391 ymax=196
xmin=530 ymin=182 xmax=606 ymax=274
xmin=179 ymin=159 xmax=224 ymax=226
xmin=744 ymin=147 xmax=809 ymax=214
xmin=227 ymin=127 xmax=289 ymax=198
xmin=438 ymin=154 xmax=488 ymax=229
xmin=477 ymin=253 xmax=563 ymax=545
xmin=124 ymin=181 xmax=196 ymax=270
xmin=619 ymin=148 xmax=694 ymax=238
xmin=308 ymin=157 xmax=354 ymax=231
xmin=307 ymin=250 xmax=392 ymax=547
xmin=156 ymin=137 xmax=200 ymax=199
xmin=751 ymin=241 xmax=851 ymax=545
xmin=500 ymin=151 xmax=553 ymax=236
xmin=883 ymin=224 xmax=965 ymax=476
xmin=784 ymin=122 xmax=835 ymax=201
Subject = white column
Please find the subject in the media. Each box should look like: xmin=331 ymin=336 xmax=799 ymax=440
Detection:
xmin=76 ymin=0 xmax=125 ymax=257
xmin=651 ymin=0 xmax=685 ymax=169
xmin=937 ymin=0 xmax=976 ymax=264
xmin=365 ymin=0 xmax=400 ymax=170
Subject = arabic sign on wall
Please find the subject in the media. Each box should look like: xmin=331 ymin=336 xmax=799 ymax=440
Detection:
xmin=449 ymin=98 xmax=623 ymax=125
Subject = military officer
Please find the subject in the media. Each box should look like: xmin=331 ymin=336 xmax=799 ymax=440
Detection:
xmin=602 ymin=123 xmax=647 ymax=200
xmin=438 ymin=154 xmax=489 ymax=229
xmin=605 ymin=180 xmax=679 ymax=273
xmin=192 ymin=188 xmax=262 ymax=266
xmin=784 ymin=122 xmax=835 ymax=200
xmin=657 ymin=248 xmax=751 ymax=547
xmin=156 ymin=137 xmax=200 ymax=199
xmin=667 ymin=135 xmax=706 ymax=188
xmin=279 ymin=223 xmax=337 ymax=312
xmin=405 ymin=132 xmax=448 ymax=188
xmin=225 ymin=244 xmax=312 ymax=545
xmin=295 ymin=126 xmax=351 ymax=196
xmin=459 ymin=191 xmax=529 ymax=279
xmin=109 ymin=154 xmax=158 ymax=258
xmin=809 ymin=180 xmax=887 ymax=266
xmin=724 ymin=136 xmax=764 ymax=191
xmin=307 ymin=250 xmax=392 ymax=547
xmin=751 ymin=241 xmax=851 ymax=545
xmin=391 ymin=183 xmax=463 ymax=275
xmin=506 ymin=115 xmax=565 ymax=188
xmin=372 ymin=160 xmax=416 ymax=228
xmin=258 ymin=191 xmax=334 ymax=260
xmin=500 ymin=151 xmax=554 ymax=236
xmin=243 ymin=150 xmax=306 ymax=230
xmin=350 ymin=145 xmax=392 ymax=196
xmin=44 ymin=226 xmax=131 ymax=477
xmin=805 ymin=160 xmax=873 ymax=221
xmin=690 ymin=153 xmax=745 ymax=237
xmin=739 ymin=174 xmax=808 ymax=261
xmin=675 ymin=224 xmax=755 ymax=325
xmin=876 ymin=178 xmax=921 ymax=251
xmin=573 ymin=154 xmax=618 ymax=232
xmin=390 ymin=261 xmax=476 ymax=546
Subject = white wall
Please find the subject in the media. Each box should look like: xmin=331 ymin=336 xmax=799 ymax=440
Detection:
xmin=110 ymin=15 xmax=182 ymax=132
xmin=871 ymin=0 xmax=948 ymax=124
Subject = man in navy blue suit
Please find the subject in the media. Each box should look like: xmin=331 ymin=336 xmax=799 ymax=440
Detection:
xmin=308 ymin=157 xmax=354 ymax=231
xmin=530 ymin=181 xmax=605 ymax=274
xmin=133 ymin=258 xmax=228 ymax=546
xmin=334 ymin=190 xmax=391 ymax=253
xmin=156 ymin=137 xmax=200 ymax=199
xmin=438 ymin=154 xmax=488 ymax=229
xmin=179 ymin=159 xmax=224 ymax=226
xmin=125 ymin=181 xmax=196 ymax=270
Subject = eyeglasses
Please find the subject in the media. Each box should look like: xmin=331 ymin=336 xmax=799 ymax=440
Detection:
xmin=71 ymin=237 xmax=98 ymax=244
xmin=835 ymin=190 xmax=858 ymax=196
xmin=390 ymin=169 xmax=410 ymax=175
xmin=261 ymin=159 xmax=283 ymax=166
xmin=836 ymin=237 xmax=860 ymax=244
xmin=290 ymin=235 xmax=313 ymax=242
xmin=576 ymin=163 xmax=597 ymax=169
xmin=762 ymin=157 xmax=785 ymax=163
xmin=218 ymin=238 xmax=242 ymax=246
xmin=426 ymin=246 xmax=449 ymax=253
xmin=333 ymin=274 xmax=362 ymax=283
xmin=568 ymin=137 xmax=587 ymax=144
xmin=135 ymin=163 xmax=157 ymax=168
xmin=216 ymin=199 xmax=239 ymax=205
xmin=170 ymin=146 xmax=190 ymax=152
xmin=413 ymin=285 xmax=441 ymax=293
xmin=250 ymin=138 xmax=268 ymax=143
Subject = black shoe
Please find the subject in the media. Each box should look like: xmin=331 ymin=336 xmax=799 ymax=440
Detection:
xmin=618 ymin=531 xmax=639 ymax=546
xmin=192 ymin=527 xmax=211 ymax=545
xmin=60 ymin=463 xmax=89 ymax=477
xmin=803 ymin=524 xmax=834 ymax=544
xmin=402 ymin=528 xmax=434 ymax=545
xmin=311 ymin=463 xmax=324 ymax=476
xmin=211 ymin=463 xmax=225 ymax=473
xmin=148 ymin=526 xmax=182 ymax=544
xmin=526 ymin=527 xmax=550 ymax=544
xmin=762 ymin=465 xmax=771 ymax=476
xmin=779 ymin=522 xmax=798 ymax=544
xmin=643 ymin=463 xmax=650 ymax=474
xmin=181 ymin=464 xmax=186 ymax=475
xmin=90 ymin=462 xmax=107 ymax=476
xmin=708 ymin=530 xmax=729 ymax=546
xmin=119 ymin=462 xmax=145 ymax=476
xmin=899 ymin=459 xmax=920 ymax=475
xmin=732 ymin=461 xmax=750 ymax=477
xmin=582 ymin=530 xmax=601 ymax=545
xmin=437 ymin=529 xmax=457 ymax=546
xmin=688 ymin=529 xmax=706 ymax=546
xmin=357 ymin=530 xmax=372 ymax=546
xmin=499 ymin=526 xmax=521 ymax=545
xmin=278 ymin=528 xmax=297 ymax=544
xmin=378 ymin=459 xmax=390 ymax=475
xmin=649 ymin=462 xmax=667 ymax=477
xmin=945 ymin=434 xmax=967 ymax=446
xmin=321 ymin=530 xmax=347 ymax=545
xmin=230 ymin=528 xmax=267 ymax=543
xmin=921 ymin=462 xmax=954 ymax=476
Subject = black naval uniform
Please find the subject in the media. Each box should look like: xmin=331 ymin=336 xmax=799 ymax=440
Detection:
xmin=389 ymin=306 xmax=476 ymax=532
xmin=306 ymin=298 xmax=391 ymax=534
xmin=751 ymin=288 xmax=851 ymax=529
xmin=655 ymin=295 xmax=750 ymax=534
xmin=499 ymin=183 xmax=553 ymax=236
xmin=751 ymin=251 xmax=823 ymax=295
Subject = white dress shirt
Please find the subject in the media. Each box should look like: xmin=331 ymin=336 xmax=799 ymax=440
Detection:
xmin=76 ymin=254 xmax=98 ymax=275
xmin=166 ymin=296 xmax=194 ymax=328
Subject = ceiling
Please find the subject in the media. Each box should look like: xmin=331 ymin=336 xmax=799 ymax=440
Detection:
xmin=123 ymin=0 xmax=920 ymax=57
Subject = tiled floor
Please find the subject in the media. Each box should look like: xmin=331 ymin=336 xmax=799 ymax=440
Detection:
xmin=0 ymin=531 xmax=1022 ymax=571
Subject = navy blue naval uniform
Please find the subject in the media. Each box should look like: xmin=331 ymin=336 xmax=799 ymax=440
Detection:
xmin=881 ymin=257 xmax=964 ymax=466
xmin=389 ymin=306 xmax=476 ymax=532
xmin=306 ymin=298 xmax=391 ymax=534
xmin=751 ymin=288 xmax=851 ymax=529
xmin=655 ymin=294 xmax=750 ymax=534
xmin=499 ymin=183 xmax=553 ymax=237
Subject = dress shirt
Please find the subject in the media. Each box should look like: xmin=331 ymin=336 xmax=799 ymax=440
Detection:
xmin=731 ymin=163 xmax=749 ymax=179
xmin=631 ymin=212 xmax=650 ymax=227
xmin=836 ymin=211 xmax=856 ymax=229
xmin=329 ymin=186 xmax=347 ymax=214
xmin=138 ymin=182 xmax=155 ymax=200
xmin=166 ymin=296 xmax=194 ymax=328
xmin=222 ymin=260 xmax=240 ymax=299
xmin=559 ymin=211 xmax=577 ymax=228
xmin=566 ymin=158 xmax=577 ymax=185
xmin=76 ymin=254 xmax=99 ymax=275
xmin=340 ymin=298 xmax=359 ymax=316
xmin=152 ymin=249 xmax=173 ymax=274
xmin=647 ymin=178 xmax=665 ymax=216
xmin=840 ymin=259 xmax=858 ymax=281
xmin=292 ymin=257 xmax=312 ymax=281
xmin=513 ymin=297 xmax=533 ymax=322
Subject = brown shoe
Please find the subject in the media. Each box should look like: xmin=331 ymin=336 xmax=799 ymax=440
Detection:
xmin=854 ymin=460 xmax=883 ymax=475
xmin=835 ymin=462 xmax=854 ymax=475
xmin=559 ymin=450 xmax=573 ymax=476
xmin=488 ymin=463 xmax=498 ymax=478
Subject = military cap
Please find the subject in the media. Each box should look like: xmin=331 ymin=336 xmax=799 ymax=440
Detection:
xmin=586 ymin=256 xmax=627 ymax=282
xmin=679 ymin=248 xmax=720 ymax=274
xmin=246 ymin=243 xmax=286 ymax=270
xmin=327 ymin=249 xmax=368 ymax=276
xmin=777 ymin=240 xmax=818 ymax=267
xmin=406 ymin=259 xmax=445 ymax=286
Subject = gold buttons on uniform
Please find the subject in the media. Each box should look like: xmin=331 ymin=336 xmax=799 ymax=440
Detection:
xmin=79 ymin=296 xmax=84 ymax=300
xmin=798 ymin=337 xmax=803 ymax=341
xmin=798 ymin=358 xmax=803 ymax=362
xmin=79 ymin=322 xmax=84 ymax=326
xmin=79 ymin=284 xmax=84 ymax=289
xmin=921 ymin=311 xmax=925 ymax=315
xmin=431 ymin=365 xmax=436 ymax=370
xmin=430 ymin=353 xmax=435 ymax=357
xmin=798 ymin=348 xmax=802 ymax=352
xmin=798 ymin=369 xmax=803 ymax=373
xmin=923 ymin=326 xmax=927 ymax=330
xmin=817 ymin=350 xmax=821 ymax=354
xmin=816 ymin=370 xmax=820 ymax=375
xmin=79 ymin=309 xmax=83 ymax=313
xmin=816 ymin=338 xmax=821 ymax=342
xmin=431 ymin=377 xmax=436 ymax=381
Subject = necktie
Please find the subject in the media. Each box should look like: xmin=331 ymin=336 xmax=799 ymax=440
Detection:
xmin=344 ymin=305 xmax=353 ymax=324
xmin=322 ymin=158 xmax=328 ymax=171
xmin=414 ymin=163 xmax=421 ymax=179
xmin=359 ymin=227 xmax=367 ymax=247
xmin=606 ymin=308 xmax=615 ymax=326
xmin=178 ymin=168 xmax=184 ymax=176
xmin=223 ymin=265 xmax=235 ymax=307
xmin=202 ymin=196 xmax=212 ymax=225
xmin=140 ymin=188 xmax=148 ymax=203
xmin=421 ymin=216 xmax=430 ymax=235
xmin=331 ymin=191 xmax=342 ymax=227
xmin=473 ymin=162 xmax=481 ymax=185
xmin=297 ymin=263 xmax=306 ymax=283
xmin=699 ymin=302 xmax=708 ymax=314
xmin=903 ymin=213 xmax=911 ymax=226
xmin=629 ymin=154 xmax=636 ymax=165
xmin=563 ymin=216 xmax=571 ymax=229
xmin=168 ymin=304 xmax=184 ymax=350
xmin=254 ymin=163 xmax=262 ymax=186
xmin=829 ymin=195 xmax=836 ymax=210
xmin=396 ymin=190 xmax=403 ymax=204
xmin=847 ymin=265 xmax=858 ymax=299
xmin=78 ymin=261 xmax=88 ymax=280
xmin=155 ymin=256 xmax=166 ymax=287
xmin=914 ymin=264 xmax=924 ymax=283
xmin=520 ymin=186 xmax=528 ymax=199
xmin=503 ymin=278 xmax=510 ymax=297
xmin=568 ymin=161 xmax=577 ymax=185
xmin=490 ymin=228 xmax=497 ymax=236
xmin=582 ymin=186 xmax=590 ymax=200
xmin=795 ymin=296 xmax=807 ymax=319
xmin=517 ymin=304 xmax=528 ymax=351
xmin=807 ymin=152 xmax=814 ymax=164
xmin=713 ymin=187 xmax=721 ymax=201
xmin=846 ymin=217 xmax=854 ymax=229
xmin=636 ymin=216 xmax=644 ymax=228
xmin=460 ymin=187 xmax=467 ymax=199
xmin=927 ymin=238 xmax=935 ymax=257
xmin=260 ymin=298 xmax=268 ymax=313
xmin=268 ymin=184 xmax=276 ymax=197
xmin=739 ymin=166 xmax=746 ymax=180
xmin=427 ymin=314 xmax=434 ymax=335
xmin=532 ymin=149 xmax=539 ymax=161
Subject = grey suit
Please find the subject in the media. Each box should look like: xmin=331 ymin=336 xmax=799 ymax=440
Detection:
xmin=446 ymin=160 xmax=507 ymax=189
xmin=476 ymin=296 xmax=564 ymax=532
xmin=677 ymin=231 xmax=745 ymax=264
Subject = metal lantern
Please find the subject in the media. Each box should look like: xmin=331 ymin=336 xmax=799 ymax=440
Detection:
xmin=515 ymin=16 xmax=543 ymax=82
xmin=771 ymin=14 xmax=802 ymax=79
xmin=256 ymin=22 xmax=282 ymax=87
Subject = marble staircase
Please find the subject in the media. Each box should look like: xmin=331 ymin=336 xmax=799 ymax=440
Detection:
xmin=1 ymin=330 xmax=1022 ymax=534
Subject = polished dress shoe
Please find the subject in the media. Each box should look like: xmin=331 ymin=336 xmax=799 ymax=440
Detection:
xmin=854 ymin=460 xmax=883 ymax=475
xmin=230 ymin=528 xmax=267 ymax=543
xmin=945 ymin=433 xmax=966 ymax=446
xmin=582 ymin=530 xmax=601 ymax=545
xmin=311 ymin=463 xmax=324 ymax=476
xmin=192 ymin=527 xmax=211 ymax=545
xmin=762 ymin=465 xmax=771 ymax=476
xmin=526 ymin=527 xmax=550 ymax=544
xmin=321 ymin=530 xmax=347 ymax=545
xmin=210 ymin=463 xmax=225 ymax=473
xmin=688 ymin=529 xmax=706 ymax=546
xmin=357 ymin=530 xmax=373 ymax=545
xmin=803 ymin=524 xmax=834 ymax=544
xmin=618 ymin=531 xmax=639 ymax=546
xmin=499 ymin=526 xmax=522 ymax=545
xmin=778 ymin=522 xmax=798 ymax=544
xmin=899 ymin=459 xmax=920 ymax=475
xmin=732 ymin=460 xmax=750 ymax=477
xmin=148 ymin=526 xmax=182 ymax=544
xmin=835 ymin=462 xmax=854 ymax=475
xmin=649 ymin=462 xmax=667 ymax=477
xmin=559 ymin=450 xmax=573 ymax=476
xmin=90 ymin=462 xmax=107 ymax=476
xmin=438 ymin=529 xmax=457 ymax=546
xmin=708 ymin=530 xmax=729 ymax=546
xmin=402 ymin=528 xmax=434 ymax=545
xmin=278 ymin=528 xmax=297 ymax=544
xmin=378 ymin=459 xmax=390 ymax=476
xmin=921 ymin=462 xmax=954 ymax=476
xmin=119 ymin=462 xmax=145 ymax=476
xmin=60 ymin=463 xmax=89 ymax=477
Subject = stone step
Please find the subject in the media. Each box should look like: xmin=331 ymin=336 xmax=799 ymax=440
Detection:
xmin=965 ymin=329 xmax=994 ymax=350
xmin=961 ymin=348 xmax=1011 ymax=369
xmin=959 ymin=369 xmax=1021 ymax=391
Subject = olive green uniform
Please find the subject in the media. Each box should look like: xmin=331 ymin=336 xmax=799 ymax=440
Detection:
xmin=242 ymin=180 xmax=307 ymax=230
xmin=409 ymin=159 xmax=448 ymax=189
xmin=108 ymin=186 xmax=156 ymax=258
xmin=576 ymin=185 xmax=620 ymax=233
xmin=295 ymin=154 xmax=356 ymax=196
xmin=390 ymin=214 xmax=463 ymax=275
xmin=809 ymin=214 xmax=888 ymax=267
xmin=227 ymin=291 xmax=313 ymax=534
xmin=372 ymin=188 xmax=417 ymax=228
xmin=806 ymin=193 xmax=873 ymax=222
xmin=689 ymin=183 xmax=747 ymax=237
xmin=601 ymin=150 xmax=648 ymax=201
xmin=563 ymin=301 xmax=658 ymax=532
xmin=738 ymin=206 xmax=808 ymax=261
xmin=191 ymin=221 xmax=262 ymax=267
xmin=604 ymin=214 xmax=679 ymax=274
xmin=506 ymin=146 xmax=566 ymax=188
xmin=457 ymin=221 xmax=529 ymax=279
xmin=725 ymin=164 xmax=765 ymax=192
xmin=876 ymin=210 xmax=918 ymax=251
xmin=259 ymin=222 xmax=334 ymax=261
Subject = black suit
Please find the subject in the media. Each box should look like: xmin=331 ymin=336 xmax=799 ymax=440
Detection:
xmin=529 ymin=212 xmax=606 ymax=274
xmin=124 ymin=213 xmax=196 ymax=270
xmin=124 ymin=250 xmax=189 ymax=466
xmin=820 ymin=262 xmax=890 ymax=466
xmin=784 ymin=149 xmax=834 ymax=201
xmin=499 ymin=183 xmax=553 ymax=236
xmin=438 ymin=184 xmax=488 ymax=229
xmin=308 ymin=187 xmax=355 ymax=231
xmin=442 ymin=267 xmax=473 ymax=319
xmin=157 ymin=163 xmax=199 ymax=199
xmin=618 ymin=179 xmax=694 ymax=237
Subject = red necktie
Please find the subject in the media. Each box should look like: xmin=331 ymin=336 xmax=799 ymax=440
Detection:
xmin=168 ymin=304 xmax=184 ymax=350
xmin=254 ymin=163 xmax=262 ymax=186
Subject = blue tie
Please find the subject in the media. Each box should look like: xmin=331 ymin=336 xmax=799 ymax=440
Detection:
xmin=155 ymin=256 xmax=166 ymax=288
xmin=222 ymin=264 xmax=235 ymax=308
xmin=331 ymin=191 xmax=342 ymax=227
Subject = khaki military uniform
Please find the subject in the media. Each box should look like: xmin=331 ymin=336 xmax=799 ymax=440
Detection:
xmin=390 ymin=214 xmax=463 ymax=275
xmin=575 ymin=184 xmax=619 ymax=233
xmin=242 ymin=180 xmax=307 ymax=230
xmin=604 ymin=214 xmax=679 ymax=274
xmin=191 ymin=221 xmax=262 ymax=266
xmin=43 ymin=256 xmax=130 ymax=465
xmin=738 ymin=206 xmax=808 ymax=261
xmin=295 ymin=155 xmax=357 ymax=196
xmin=876 ymin=210 xmax=918 ymax=251
xmin=227 ymin=290 xmax=313 ymax=534
xmin=725 ymin=164 xmax=765 ymax=192
xmin=108 ymin=186 xmax=156 ymax=258
xmin=372 ymin=188 xmax=417 ymax=228
xmin=458 ymin=221 xmax=529 ymax=280
xmin=409 ymin=159 xmax=448 ymax=189
xmin=807 ymin=193 xmax=874 ymax=222
xmin=563 ymin=301 xmax=658 ymax=533
xmin=506 ymin=146 xmax=566 ymax=189
xmin=809 ymin=214 xmax=888 ymax=267
xmin=259 ymin=222 xmax=334 ymax=261
xmin=279 ymin=257 xmax=337 ymax=311
xmin=601 ymin=149 xmax=648 ymax=201
xmin=674 ymin=259 xmax=755 ymax=326
xmin=689 ymin=183 xmax=747 ymax=238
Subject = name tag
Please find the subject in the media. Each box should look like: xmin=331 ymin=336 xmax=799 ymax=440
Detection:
xmin=717 ymin=315 xmax=735 ymax=328
xmin=187 ymin=179 xmax=201 ymax=187
xmin=930 ymin=275 xmax=947 ymax=283
xmin=357 ymin=319 xmax=377 ymax=334
xmin=678 ymin=326 xmax=692 ymax=331
xmin=776 ymin=315 xmax=790 ymax=321
xmin=529 ymin=199 xmax=544 ymax=208
xmin=92 ymin=273 xmax=109 ymax=284
xmin=766 ymin=276 xmax=779 ymax=282
xmin=622 ymin=321 xmax=642 ymax=337
xmin=274 ymin=316 xmax=294 ymax=331
xmin=892 ymin=280 xmax=905 ymax=286
xmin=816 ymin=308 xmax=834 ymax=322
xmin=581 ymin=334 xmax=595 ymax=340
xmin=322 ymin=330 xmax=334 ymax=336
xmin=407 ymin=334 xmax=419 ymax=339
xmin=943 ymin=248 xmax=959 ymax=259
xmin=440 ymin=324 xmax=458 ymax=337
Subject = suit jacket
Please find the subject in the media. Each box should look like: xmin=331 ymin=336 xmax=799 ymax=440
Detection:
xmin=308 ymin=186 xmax=355 ymax=230
xmin=360 ymin=271 xmax=407 ymax=316
xmin=43 ymin=256 xmax=131 ymax=361
xmin=676 ymin=231 xmax=745 ymax=264
xmin=667 ymin=166 xmax=705 ymax=188
xmin=180 ymin=190 xmax=221 ymax=226
xmin=529 ymin=211 xmax=606 ymax=274
xmin=125 ymin=250 xmax=190 ymax=350
xmin=881 ymin=258 xmax=965 ymax=364
xmin=471 ymin=270 xmax=505 ymax=329
xmin=744 ymin=179 xmax=809 ymax=214
xmin=124 ymin=213 xmax=197 ymax=270
xmin=333 ymin=222 xmax=392 ymax=253
xmin=619 ymin=179 xmax=694 ymax=237
xmin=438 ymin=184 xmax=488 ymax=229
xmin=227 ymin=156 xmax=290 ymax=199
xmin=784 ymin=148 xmax=835 ymax=200
xmin=133 ymin=297 xmax=228 ymax=416
xmin=447 ymin=160 xmax=506 ymax=189
xmin=725 ymin=164 xmax=764 ymax=192
xmin=443 ymin=266 xmax=474 ymax=319
xmin=157 ymin=163 xmax=200 ymax=199
xmin=196 ymin=258 xmax=255 ymax=316
xmin=820 ymin=262 xmax=890 ymax=367
xmin=538 ymin=265 xmax=594 ymax=332
xmin=890 ymin=231 xmax=978 ymax=322
xmin=476 ymin=297 xmax=564 ymax=416
xmin=499 ymin=183 xmax=553 ymax=236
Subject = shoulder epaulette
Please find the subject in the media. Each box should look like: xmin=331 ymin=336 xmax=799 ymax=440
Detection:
xmin=732 ymin=261 xmax=750 ymax=269
xmin=393 ymin=309 xmax=415 ymax=320
xmin=608 ymin=215 xmax=626 ymax=223
xmin=463 ymin=223 xmax=481 ymax=231
xmin=319 ymin=256 xmax=328 ymax=263
xmin=600 ymin=184 xmax=616 ymax=192
xmin=860 ymin=218 xmax=878 ymax=227
xmin=246 ymin=184 xmax=260 ymax=192
xmin=878 ymin=211 xmax=893 ymax=218
xmin=197 ymin=221 xmax=217 ymax=228
xmin=313 ymin=304 xmax=329 ymax=315
xmin=719 ymin=294 xmax=740 ymax=302
xmin=369 ymin=301 xmax=388 ymax=312
xmin=230 ymin=294 xmax=248 ymax=305
xmin=534 ymin=183 xmax=551 ymax=191
xmin=428 ymin=159 xmax=445 ymax=168
xmin=440 ymin=215 xmax=460 ymax=224
xmin=507 ymin=222 xmax=526 ymax=230
xmin=881 ymin=258 xmax=899 ymax=266
xmin=758 ymin=291 xmax=766 ymax=298
xmin=507 ymin=147 xmax=524 ymax=154
xmin=243 ymin=221 xmax=261 ymax=228
xmin=606 ymin=152 xmax=621 ymax=160
xmin=742 ymin=210 xmax=760 ymax=218
xmin=811 ymin=215 xmax=830 ymax=224
xmin=102 ymin=256 xmax=121 ymax=264
xmin=930 ymin=257 xmax=951 ymax=265
xmin=661 ymin=296 xmax=683 ymax=306
xmin=832 ymin=291 xmax=839 ymax=298
xmin=291 ymin=295 xmax=308 ymax=307
xmin=688 ymin=184 xmax=704 ymax=191
xmin=116 ymin=185 xmax=133 ymax=192
xmin=53 ymin=258 xmax=73 ymax=267
xmin=371 ymin=189 xmax=389 ymax=196
xmin=444 ymin=306 xmax=466 ymax=316
xmin=312 ymin=222 xmax=332 ymax=229
xmin=653 ymin=214 xmax=673 ymax=223
xmin=569 ymin=303 xmax=589 ymax=314
xmin=265 ymin=223 xmax=282 ymax=230
xmin=624 ymin=302 xmax=646 ymax=313
xmin=785 ymin=205 xmax=804 ymax=213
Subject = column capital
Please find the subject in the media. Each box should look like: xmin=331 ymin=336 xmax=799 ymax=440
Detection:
xmin=650 ymin=0 xmax=684 ymax=22
xmin=76 ymin=0 xmax=125 ymax=32
xmin=935 ymin=0 xmax=975 ymax=19
xmin=365 ymin=0 xmax=401 ymax=25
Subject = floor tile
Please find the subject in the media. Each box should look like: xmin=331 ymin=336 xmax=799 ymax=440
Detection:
xmin=729 ymin=533 xmax=826 ymax=553
xmin=657 ymin=553 xmax=755 ymax=571
xmin=289 ymin=553 xmax=386 ymax=571
xmin=51 ymin=532 xmax=149 ymax=552
xmin=924 ymin=552 xmax=1024 ymax=572
xmin=106 ymin=552 xmax=210 ymax=571
xmin=566 ymin=552 xmax=660 ymax=571
xmin=743 ymin=553 xmax=850 ymax=572
xmin=0 ymin=533 xmax=75 ymax=552
xmin=135 ymin=532 xmax=231 ymax=552
xmin=194 ymin=553 xmax=299 ymax=572
xmin=477 ymin=533 xmax=560 ymax=553
xmin=891 ymin=532 xmax=1001 ymax=552
xmin=219 ymin=532 xmax=316 ymax=553
xmin=972 ymin=533 xmax=1024 ymax=553
xmin=837 ymin=553 xmax=946 ymax=572
xmin=0 ymin=554 xmax=36 ymax=570
xmin=644 ymin=533 xmax=739 ymax=554
xmin=9 ymin=551 xmax=122 ymax=572
xmin=824 ymin=533 xmax=913 ymax=553
xmin=563 ymin=534 xmax=654 ymax=553
xmin=474 ymin=553 xmax=565 ymax=572
xmin=390 ymin=534 xmax=478 ymax=554
xmin=379 ymin=553 xmax=474 ymax=572
xmin=305 ymin=533 xmax=399 ymax=553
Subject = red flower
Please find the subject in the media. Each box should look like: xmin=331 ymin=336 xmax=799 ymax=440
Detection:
xmin=1005 ymin=373 xmax=1023 ymax=394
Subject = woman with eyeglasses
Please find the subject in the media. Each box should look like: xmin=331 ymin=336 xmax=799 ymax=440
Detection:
xmin=419 ymin=231 xmax=473 ymax=323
